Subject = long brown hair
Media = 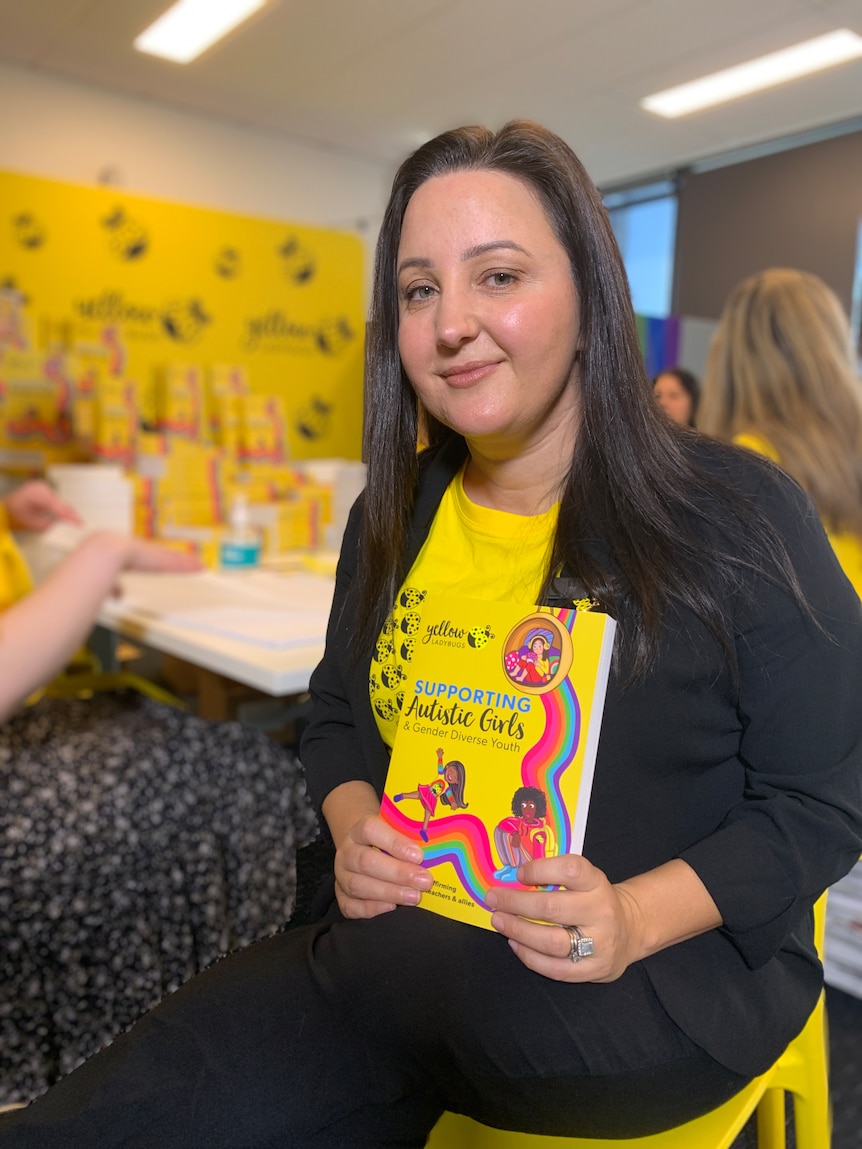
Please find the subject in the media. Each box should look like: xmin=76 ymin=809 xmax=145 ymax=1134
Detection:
xmin=358 ymin=120 xmax=802 ymax=677
xmin=699 ymin=268 xmax=862 ymax=536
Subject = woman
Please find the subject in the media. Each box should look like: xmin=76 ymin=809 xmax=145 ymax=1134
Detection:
xmin=0 ymin=480 xmax=317 ymax=1107
xmin=698 ymin=267 xmax=862 ymax=594
xmin=653 ymin=366 xmax=700 ymax=426
xmin=2 ymin=121 xmax=860 ymax=1148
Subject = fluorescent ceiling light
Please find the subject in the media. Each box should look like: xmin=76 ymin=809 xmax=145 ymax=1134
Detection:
xmin=641 ymin=29 xmax=862 ymax=118
xmin=134 ymin=0 xmax=267 ymax=64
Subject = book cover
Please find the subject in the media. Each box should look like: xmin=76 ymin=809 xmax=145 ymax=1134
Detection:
xmin=380 ymin=593 xmax=616 ymax=929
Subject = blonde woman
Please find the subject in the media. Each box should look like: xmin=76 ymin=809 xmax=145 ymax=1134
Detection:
xmin=699 ymin=267 xmax=862 ymax=595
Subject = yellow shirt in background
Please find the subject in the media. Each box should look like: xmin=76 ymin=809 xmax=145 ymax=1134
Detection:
xmin=0 ymin=505 xmax=35 ymax=612
xmin=734 ymin=432 xmax=862 ymax=598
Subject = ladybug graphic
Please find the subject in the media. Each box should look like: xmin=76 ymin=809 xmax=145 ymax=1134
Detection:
xmin=381 ymin=662 xmax=407 ymax=691
xmin=374 ymin=696 xmax=398 ymax=723
xmin=316 ymin=317 xmax=353 ymax=356
xmin=296 ymin=395 xmax=332 ymax=441
xmin=13 ymin=213 xmax=46 ymax=250
xmin=278 ymin=237 xmax=316 ymax=285
xmin=375 ymin=632 xmax=394 ymax=662
xmin=400 ymin=637 xmax=416 ymax=662
xmin=467 ymin=624 xmax=493 ymax=649
xmin=102 ymin=207 xmax=149 ymax=260
xmin=399 ymin=587 xmax=426 ymax=609
xmin=401 ymin=611 xmax=421 ymax=636
xmin=214 ymin=246 xmax=242 ymax=279
xmin=161 ymin=298 xmax=211 ymax=343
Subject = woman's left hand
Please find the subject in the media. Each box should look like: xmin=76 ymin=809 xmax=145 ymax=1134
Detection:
xmin=485 ymin=853 xmax=641 ymax=983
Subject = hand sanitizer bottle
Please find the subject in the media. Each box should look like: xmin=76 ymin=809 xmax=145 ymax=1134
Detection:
xmin=220 ymin=493 xmax=260 ymax=569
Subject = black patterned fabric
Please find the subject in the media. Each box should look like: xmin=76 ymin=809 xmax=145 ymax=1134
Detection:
xmin=0 ymin=692 xmax=318 ymax=1107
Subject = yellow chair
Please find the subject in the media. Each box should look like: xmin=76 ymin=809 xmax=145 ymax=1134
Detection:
xmin=41 ymin=646 xmax=188 ymax=710
xmin=428 ymin=899 xmax=830 ymax=1149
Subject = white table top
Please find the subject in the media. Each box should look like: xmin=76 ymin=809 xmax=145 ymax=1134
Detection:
xmin=18 ymin=530 xmax=336 ymax=697
xmin=97 ymin=567 xmax=335 ymax=696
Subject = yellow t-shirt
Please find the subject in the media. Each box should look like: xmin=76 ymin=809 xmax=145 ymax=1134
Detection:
xmin=734 ymin=432 xmax=862 ymax=598
xmin=369 ymin=469 xmax=558 ymax=747
xmin=0 ymin=505 xmax=35 ymax=612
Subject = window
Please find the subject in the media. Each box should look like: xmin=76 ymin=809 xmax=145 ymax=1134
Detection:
xmin=605 ymin=180 xmax=678 ymax=319
xmin=850 ymin=218 xmax=862 ymax=372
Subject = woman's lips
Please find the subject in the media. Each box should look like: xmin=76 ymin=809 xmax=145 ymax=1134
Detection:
xmin=439 ymin=361 xmax=499 ymax=386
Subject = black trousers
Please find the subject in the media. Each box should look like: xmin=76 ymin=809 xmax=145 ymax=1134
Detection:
xmin=0 ymin=905 xmax=751 ymax=1148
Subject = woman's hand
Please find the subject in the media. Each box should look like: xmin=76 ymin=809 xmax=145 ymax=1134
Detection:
xmin=486 ymin=854 xmax=722 ymax=983
xmin=112 ymin=535 xmax=203 ymax=576
xmin=4 ymin=480 xmax=82 ymax=533
xmin=333 ymin=812 xmax=434 ymax=919
xmin=486 ymin=853 xmax=639 ymax=982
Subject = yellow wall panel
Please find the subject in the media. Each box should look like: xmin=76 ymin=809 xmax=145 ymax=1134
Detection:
xmin=0 ymin=169 xmax=365 ymax=460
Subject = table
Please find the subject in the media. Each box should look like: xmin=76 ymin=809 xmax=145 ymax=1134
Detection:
xmin=19 ymin=531 xmax=336 ymax=718
xmin=97 ymin=567 xmax=335 ymax=698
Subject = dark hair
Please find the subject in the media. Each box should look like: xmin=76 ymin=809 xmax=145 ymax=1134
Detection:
xmin=441 ymin=760 xmax=468 ymax=809
xmin=654 ymin=367 xmax=701 ymax=422
xmin=511 ymin=786 xmax=547 ymax=819
xmin=357 ymin=119 xmax=803 ymax=678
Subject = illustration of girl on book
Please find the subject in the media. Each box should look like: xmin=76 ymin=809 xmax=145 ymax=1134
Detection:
xmin=393 ymin=747 xmax=468 ymax=841
xmin=493 ymin=785 xmax=557 ymax=881
xmin=505 ymin=627 xmax=558 ymax=685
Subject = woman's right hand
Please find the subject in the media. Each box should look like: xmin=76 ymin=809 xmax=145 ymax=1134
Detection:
xmin=333 ymin=812 xmax=433 ymax=919
xmin=112 ymin=534 xmax=203 ymax=576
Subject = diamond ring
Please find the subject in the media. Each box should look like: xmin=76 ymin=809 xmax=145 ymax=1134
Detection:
xmin=562 ymin=924 xmax=595 ymax=963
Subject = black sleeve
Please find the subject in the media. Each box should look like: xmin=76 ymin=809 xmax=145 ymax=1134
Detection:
xmin=299 ymin=496 xmax=375 ymax=812
xmin=681 ymin=471 xmax=862 ymax=968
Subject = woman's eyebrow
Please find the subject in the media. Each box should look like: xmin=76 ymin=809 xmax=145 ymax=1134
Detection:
xmin=461 ymin=240 xmax=531 ymax=261
xmin=397 ymin=256 xmax=432 ymax=275
xmin=397 ymin=240 xmax=531 ymax=277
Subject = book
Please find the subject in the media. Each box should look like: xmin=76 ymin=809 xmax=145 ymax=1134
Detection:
xmin=380 ymin=593 xmax=616 ymax=929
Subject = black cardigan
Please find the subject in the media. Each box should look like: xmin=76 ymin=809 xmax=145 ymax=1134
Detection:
xmin=301 ymin=437 xmax=862 ymax=1076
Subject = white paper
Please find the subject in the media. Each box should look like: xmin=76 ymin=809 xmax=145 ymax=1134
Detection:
xmin=110 ymin=570 xmax=334 ymax=649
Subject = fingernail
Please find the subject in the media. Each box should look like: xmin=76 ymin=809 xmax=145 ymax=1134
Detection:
xmin=405 ymin=847 xmax=423 ymax=863
xmin=414 ymin=874 xmax=433 ymax=890
xmin=485 ymin=891 xmax=498 ymax=909
xmin=404 ymin=889 xmax=421 ymax=905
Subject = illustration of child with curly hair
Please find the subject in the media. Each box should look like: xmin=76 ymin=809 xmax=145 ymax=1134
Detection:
xmin=393 ymin=747 xmax=468 ymax=841
xmin=493 ymin=785 xmax=557 ymax=881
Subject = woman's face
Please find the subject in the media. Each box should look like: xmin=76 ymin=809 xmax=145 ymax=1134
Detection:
xmin=520 ymin=798 xmax=538 ymax=820
xmin=653 ymin=373 xmax=693 ymax=426
xmin=396 ymin=169 xmax=581 ymax=457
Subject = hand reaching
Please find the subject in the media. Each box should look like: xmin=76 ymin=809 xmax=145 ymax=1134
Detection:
xmin=4 ymin=480 xmax=82 ymax=533
xmin=117 ymin=535 xmax=204 ymax=576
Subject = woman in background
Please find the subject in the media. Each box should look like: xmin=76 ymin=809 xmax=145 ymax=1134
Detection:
xmin=653 ymin=366 xmax=700 ymax=427
xmin=0 ymin=481 xmax=316 ymax=1108
xmin=698 ymin=268 xmax=862 ymax=594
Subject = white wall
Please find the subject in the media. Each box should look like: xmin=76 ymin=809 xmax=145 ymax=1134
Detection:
xmin=0 ymin=62 xmax=391 ymax=302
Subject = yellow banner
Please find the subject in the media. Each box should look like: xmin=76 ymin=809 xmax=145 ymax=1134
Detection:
xmin=0 ymin=169 xmax=365 ymax=460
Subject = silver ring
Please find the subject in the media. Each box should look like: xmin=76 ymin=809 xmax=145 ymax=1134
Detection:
xmin=562 ymin=924 xmax=595 ymax=963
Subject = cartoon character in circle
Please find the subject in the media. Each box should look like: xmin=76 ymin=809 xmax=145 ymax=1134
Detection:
xmin=393 ymin=747 xmax=468 ymax=841
xmin=493 ymin=786 xmax=557 ymax=882
xmin=507 ymin=628 xmax=557 ymax=685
